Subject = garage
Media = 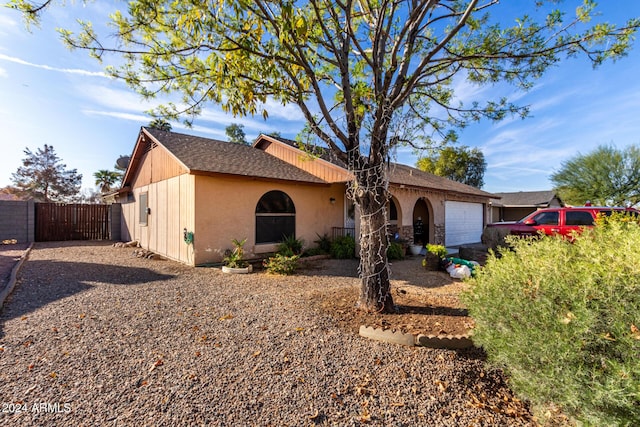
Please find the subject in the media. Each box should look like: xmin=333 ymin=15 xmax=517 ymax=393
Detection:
xmin=444 ymin=201 xmax=484 ymax=247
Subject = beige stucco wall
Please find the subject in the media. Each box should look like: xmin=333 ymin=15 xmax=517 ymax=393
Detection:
xmin=192 ymin=175 xmax=346 ymax=265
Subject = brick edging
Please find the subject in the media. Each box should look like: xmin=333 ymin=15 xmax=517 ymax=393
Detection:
xmin=0 ymin=243 xmax=34 ymax=309
xmin=359 ymin=325 xmax=474 ymax=349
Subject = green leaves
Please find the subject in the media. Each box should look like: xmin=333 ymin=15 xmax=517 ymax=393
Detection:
xmin=551 ymin=144 xmax=640 ymax=207
xmin=464 ymin=217 xmax=640 ymax=425
xmin=11 ymin=0 xmax=640 ymax=158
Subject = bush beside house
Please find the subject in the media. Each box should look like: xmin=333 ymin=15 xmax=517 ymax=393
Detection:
xmin=463 ymin=215 xmax=640 ymax=425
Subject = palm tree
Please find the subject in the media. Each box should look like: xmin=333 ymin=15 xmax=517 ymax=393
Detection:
xmin=93 ymin=170 xmax=121 ymax=193
xmin=148 ymin=118 xmax=172 ymax=131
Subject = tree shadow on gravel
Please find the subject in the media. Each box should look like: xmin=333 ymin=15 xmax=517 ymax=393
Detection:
xmin=453 ymin=347 xmax=534 ymax=422
xmin=0 ymin=260 xmax=175 ymax=339
xmin=300 ymin=258 xmax=458 ymax=290
xmin=396 ymin=304 xmax=468 ymax=317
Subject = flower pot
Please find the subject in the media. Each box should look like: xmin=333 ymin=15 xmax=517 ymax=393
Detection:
xmin=409 ymin=244 xmax=423 ymax=256
xmin=423 ymin=252 xmax=441 ymax=270
xmin=222 ymin=264 xmax=253 ymax=274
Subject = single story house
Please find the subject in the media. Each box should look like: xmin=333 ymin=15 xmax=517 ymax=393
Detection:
xmin=113 ymin=127 xmax=496 ymax=266
xmin=489 ymin=190 xmax=564 ymax=222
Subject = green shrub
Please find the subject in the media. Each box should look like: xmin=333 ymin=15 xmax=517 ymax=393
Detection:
xmin=223 ymin=238 xmax=249 ymax=268
xmin=263 ymin=254 xmax=300 ymax=275
xmin=462 ymin=216 xmax=640 ymax=426
xmin=425 ymin=243 xmax=448 ymax=258
xmin=313 ymin=233 xmax=332 ymax=254
xmin=386 ymin=242 xmax=404 ymax=260
xmin=303 ymin=247 xmax=326 ymax=257
xmin=330 ymin=235 xmax=355 ymax=259
xmin=276 ymin=235 xmax=304 ymax=256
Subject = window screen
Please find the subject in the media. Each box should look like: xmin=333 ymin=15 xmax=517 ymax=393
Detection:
xmin=255 ymin=191 xmax=295 ymax=244
xmin=139 ymin=192 xmax=148 ymax=226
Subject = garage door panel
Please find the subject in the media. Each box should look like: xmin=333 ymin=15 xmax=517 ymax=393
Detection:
xmin=445 ymin=201 xmax=483 ymax=246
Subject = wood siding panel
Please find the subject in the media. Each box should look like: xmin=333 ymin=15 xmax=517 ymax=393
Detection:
xmin=136 ymin=186 xmax=149 ymax=249
xmin=166 ymin=177 xmax=181 ymax=263
xmin=123 ymin=175 xmax=196 ymax=264
xmin=130 ymin=144 xmax=187 ymax=188
xmin=262 ymin=143 xmax=351 ymax=183
xmin=155 ymin=180 xmax=168 ymax=256
xmin=180 ymin=174 xmax=195 ymax=264
xmin=120 ymin=200 xmax=134 ymax=242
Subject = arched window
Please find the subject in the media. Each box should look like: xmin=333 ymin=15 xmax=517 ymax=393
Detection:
xmin=389 ymin=199 xmax=398 ymax=221
xmin=255 ymin=190 xmax=296 ymax=244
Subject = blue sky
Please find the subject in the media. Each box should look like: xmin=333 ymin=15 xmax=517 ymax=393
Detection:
xmin=1 ymin=2 xmax=640 ymax=195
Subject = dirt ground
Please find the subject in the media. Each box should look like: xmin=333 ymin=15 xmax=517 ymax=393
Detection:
xmin=0 ymin=241 xmax=30 ymax=290
xmin=1 ymin=243 xmax=472 ymax=337
xmin=303 ymin=256 xmax=474 ymax=337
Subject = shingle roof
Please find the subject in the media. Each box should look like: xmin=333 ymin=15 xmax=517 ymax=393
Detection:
xmin=388 ymin=163 xmax=495 ymax=198
xmin=144 ymin=128 xmax=327 ymax=184
xmin=258 ymin=135 xmax=495 ymax=198
xmin=491 ymin=190 xmax=560 ymax=207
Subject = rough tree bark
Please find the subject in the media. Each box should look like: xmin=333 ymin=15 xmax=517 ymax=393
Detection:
xmin=351 ymin=150 xmax=395 ymax=313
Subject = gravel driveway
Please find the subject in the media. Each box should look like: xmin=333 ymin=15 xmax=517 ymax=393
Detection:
xmin=0 ymin=242 xmax=532 ymax=426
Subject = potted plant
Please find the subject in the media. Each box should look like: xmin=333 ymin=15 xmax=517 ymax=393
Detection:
xmin=423 ymin=244 xmax=447 ymax=270
xmin=222 ymin=238 xmax=253 ymax=274
xmin=409 ymin=242 xmax=424 ymax=256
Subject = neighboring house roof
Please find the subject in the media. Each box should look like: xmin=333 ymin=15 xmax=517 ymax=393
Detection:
xmin=491 ymin=190 xmax=562 ymax=207
xmin=256 ymin=134 xmax=495 ymax=199
xmin=124 ymin=127 xmax=327 ymax=186
xmin=0 ymin=193 xmax=23 ymax=201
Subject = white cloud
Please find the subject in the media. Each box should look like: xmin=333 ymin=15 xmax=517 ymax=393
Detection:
xmin=184 ymin=124 xmax=227 ymax=140
xmin=0 ymin=53 xmax=107 ymax=77
xmin=79 ymin=84 xmax=158 ymax=111
xmin=82 ymin=110 xmax=150 ymax=122
xmin=0 ymin=67 xmax=7 ymax=78
xmin=0 ymin=13 xmax=18 ymax=37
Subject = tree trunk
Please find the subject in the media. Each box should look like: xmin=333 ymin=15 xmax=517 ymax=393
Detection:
xmin=353 ymin=167 xmax=395 ymax=313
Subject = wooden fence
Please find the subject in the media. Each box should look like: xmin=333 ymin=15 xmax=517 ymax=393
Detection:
xmin=35 ymin=203 xmax=110 ymax=242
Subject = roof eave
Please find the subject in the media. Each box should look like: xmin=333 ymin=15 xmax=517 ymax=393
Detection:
xmin=190 ymin=169 xmax=330 ymax=186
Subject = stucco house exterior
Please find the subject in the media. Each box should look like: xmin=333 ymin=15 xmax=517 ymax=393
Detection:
xmin=113 ymin=127 xmax=496 ymax=266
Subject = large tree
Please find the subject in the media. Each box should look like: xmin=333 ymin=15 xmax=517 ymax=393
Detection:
xmin=551 ymin=144 xmax=640 ymax=207
xmin=417 ymin=146 xmax=486 ymax=188
xmin=225 ymin=123 xmax=249 ymax=145
xmin=11 ymin=144 xmax=82 ymax=202
xmin=10 ymin=0 xmax=639 ymax=311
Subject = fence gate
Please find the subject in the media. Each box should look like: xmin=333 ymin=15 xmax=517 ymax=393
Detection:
xmin=35 ymin=203 xmax=110 ymax=242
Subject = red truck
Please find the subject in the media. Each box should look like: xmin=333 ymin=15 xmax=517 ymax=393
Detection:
xmin=486 ymin=206 xmax=639 ymax=238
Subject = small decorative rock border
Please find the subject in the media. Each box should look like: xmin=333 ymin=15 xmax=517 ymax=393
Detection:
xmin=0 ymin=243 xmax=34 ymax=309
xmin=359 ymin=325 xmax=474 ymax=349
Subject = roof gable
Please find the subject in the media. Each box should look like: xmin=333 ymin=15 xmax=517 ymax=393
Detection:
xmin=122 ymin=128 xmax=327 ymax=187
xmin=255 ymin=134 xmax=495 ymax=199
xmin=254 ymin=134 xmax=351 ymax=183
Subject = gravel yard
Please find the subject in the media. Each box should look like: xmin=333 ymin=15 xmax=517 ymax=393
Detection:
xmin=0 ymin=242 xmax=533 ymax=426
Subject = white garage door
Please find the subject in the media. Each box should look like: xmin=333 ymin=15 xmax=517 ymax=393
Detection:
xmin=445 ymin=201 xmax=484 ymax=246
